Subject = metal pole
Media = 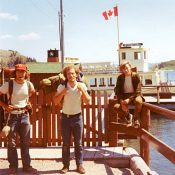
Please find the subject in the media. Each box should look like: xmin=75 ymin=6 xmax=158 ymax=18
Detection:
xmin=60 ymin=0 xmax=64 ymax=69
xmin=116 ymin=4 xmax=120 ymax=66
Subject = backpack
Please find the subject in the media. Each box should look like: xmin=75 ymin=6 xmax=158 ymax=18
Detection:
xmin=39 ymin=71 xmax=86 ymax=94
xmin=39 ymin=73 xmax=66 ymax=94
xmin=0 ymin=80 xmax=31 ymax=131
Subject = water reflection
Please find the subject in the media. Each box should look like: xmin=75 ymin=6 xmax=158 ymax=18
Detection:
xmin=125 ymin=114 xmax=175 ymax=175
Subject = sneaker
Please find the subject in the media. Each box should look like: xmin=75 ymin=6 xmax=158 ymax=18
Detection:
xmin=23 ymin=166 xmax=38 ymax=174
xmin=8 ymin=167 xmax=17 ymax=175
xmin=77 ymin=165 xmax=86 ymax=174
xmin=134 ymin=120 xmax=140 ymax=128
xmin=60 ymin=166 xmax=69 ymax=174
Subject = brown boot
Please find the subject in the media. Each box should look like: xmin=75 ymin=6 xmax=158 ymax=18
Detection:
xmin=23 ymin=166 xmax=38 ymax=174
xmin=60 ymin=166 xmax=69 ymax=174
xmin=8 ymin=167 xmax=17 ymax=175
xmin=77 ymin=165 xmax=86 ymax=174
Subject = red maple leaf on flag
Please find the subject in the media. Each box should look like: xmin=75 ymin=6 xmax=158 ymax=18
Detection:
xmin=108 ymin=10 xmax=113 ymax=17
xmin=102 ymin=6 xmax=118 ymax=20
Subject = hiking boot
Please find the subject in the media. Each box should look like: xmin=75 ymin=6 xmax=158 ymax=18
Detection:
xmin=8 ymin=167 xmax=17 ymax=175
xmin=134 ymin=120 xmax=140 ymax=128
xmin=77 ymin=165 xmax=86 ymax=174
xmin=60 ymin=166 xmax=69 ymax=174
xmin=23 ymin=166 xmax=38 ymax=174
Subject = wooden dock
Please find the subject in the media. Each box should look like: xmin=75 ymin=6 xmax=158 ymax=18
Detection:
xmin=0 ymin=147 xmax=158 ymax=175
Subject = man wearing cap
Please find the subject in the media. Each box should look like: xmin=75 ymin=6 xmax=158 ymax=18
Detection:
xmin=114 ymin=61 xmax=144 ymax=127
xmin=0 ymin=64 xmax=37 ymax=175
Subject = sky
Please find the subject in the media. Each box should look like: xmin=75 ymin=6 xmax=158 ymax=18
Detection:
xmin=0 ymin=0 xmax=175 ymax=64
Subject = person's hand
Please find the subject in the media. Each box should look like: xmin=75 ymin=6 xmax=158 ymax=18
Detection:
xmin=5 ymin=104 xmax=14 ymax=113
xmin=124 ymin=98 xmax=130 ymax=104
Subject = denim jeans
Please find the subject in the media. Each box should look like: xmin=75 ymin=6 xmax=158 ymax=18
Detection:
xmin=7 ymin=112 xmax=31 ymax=168
xmin=61 ymin=113 xmax=83 ymax=167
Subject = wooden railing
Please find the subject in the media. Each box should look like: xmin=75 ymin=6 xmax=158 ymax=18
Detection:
xmin=0 ymin=90 xmax=109 ymax=147
xmin=109 ymin=99 xmax=175 ymax=166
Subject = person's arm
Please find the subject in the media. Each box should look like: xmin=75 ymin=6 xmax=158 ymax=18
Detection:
xmin=77 ymin=83 xmax=90 ymax=104
xmin=0 ymin=83 xmax=14 ymax=112
xmin=53 ymin=85 xmax=67 ymax=106
xmin=0 ymin=92 xmax=7 ymax=108
xmin=0 ymin=92 xmax=14 ymax=112
xmin=114 ymin=74 xmax=124 ymax=101
xmin=29 ymin=82 xmax=35 ymax=97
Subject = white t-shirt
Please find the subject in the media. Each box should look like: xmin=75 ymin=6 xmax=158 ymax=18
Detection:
xmin=124 ymin=76 xmax=134 ymax=93
xmin=0 ymin=80 xmax=34 ymax=108
xmin=57 ymin=82 xmax=87 ymax=115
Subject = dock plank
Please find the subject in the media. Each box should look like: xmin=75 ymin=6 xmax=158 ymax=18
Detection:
xmin=0 ymin=147 xmax=158 ymax=175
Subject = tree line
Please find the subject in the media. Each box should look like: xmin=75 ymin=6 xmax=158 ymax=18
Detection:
xmin=0 ymin=50 xmax=37 ymax=68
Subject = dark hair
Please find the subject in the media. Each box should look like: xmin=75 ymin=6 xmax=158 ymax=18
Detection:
xmin=62 ymin=66 xmax=80 ymax=80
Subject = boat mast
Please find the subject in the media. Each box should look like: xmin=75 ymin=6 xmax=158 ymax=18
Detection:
xmin=59 ymin=0 xmax=64 ymax=69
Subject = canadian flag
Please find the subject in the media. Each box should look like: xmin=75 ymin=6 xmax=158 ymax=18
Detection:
xmin=102 ymin=6 xmax=118 ymax=20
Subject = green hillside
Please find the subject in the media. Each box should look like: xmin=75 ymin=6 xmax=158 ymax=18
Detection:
xmin=158 ymin=60 xmax=175 ymax=70
xmin=0 ymin=49 xmax=36 ymax=68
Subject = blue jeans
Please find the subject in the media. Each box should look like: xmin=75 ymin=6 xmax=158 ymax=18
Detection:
xmin=7 ymin=112 xmax=31 ymax=168
xmin=61 ymin=113 xmax=83 ymax=167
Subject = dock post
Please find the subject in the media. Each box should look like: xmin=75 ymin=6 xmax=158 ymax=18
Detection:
xmin=157 ymin=86 xmax=160 ymax=104
xmin=140 ymin=106 xmax=150 ymax=165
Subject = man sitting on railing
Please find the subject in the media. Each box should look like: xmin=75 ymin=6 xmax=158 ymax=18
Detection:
xmin=114 ymin=61 xmax=144 ymax=127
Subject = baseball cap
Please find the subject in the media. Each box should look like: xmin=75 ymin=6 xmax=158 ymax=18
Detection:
xmin=15 ymin=64 xmax=27 ymax=71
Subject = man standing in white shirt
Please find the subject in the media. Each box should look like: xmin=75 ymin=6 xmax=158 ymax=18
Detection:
xmin=0 ymin=64 xmax=37 ymax=175
xmin=53 ymin=66 xmax=90 ymax=174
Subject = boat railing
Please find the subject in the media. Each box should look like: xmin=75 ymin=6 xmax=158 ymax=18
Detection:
xmin=109 ymin=99 xmax=175 ymax=166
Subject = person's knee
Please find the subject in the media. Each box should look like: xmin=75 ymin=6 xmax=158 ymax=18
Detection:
xmin=114 ymin=103 xmax=120 ymax=110
xmin=135 ymin=96 xmax=143 ymax=105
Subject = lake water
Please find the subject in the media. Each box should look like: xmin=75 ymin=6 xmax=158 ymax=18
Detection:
xmin=160 ymin=70 xmax=175 ymax=84
xmin=127 ymin=115 xmax=175 ymax=175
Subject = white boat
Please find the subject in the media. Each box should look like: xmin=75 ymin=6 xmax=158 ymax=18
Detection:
xmin=82 ymin=43 xmax=162 ymax=94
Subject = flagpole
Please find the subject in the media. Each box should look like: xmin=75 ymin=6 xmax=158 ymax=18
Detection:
xmin=116 ymin=4 xmax=120 ymax=66
xmin=60 ymin=0 xmax=64 ymax=69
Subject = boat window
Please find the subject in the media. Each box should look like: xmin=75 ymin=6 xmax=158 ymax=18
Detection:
xmin=144 ymin=75 xmax=152 ymax=85
xmin=134 ymin=52 xmax=141 ymax=60
xmin=145 ymin=79 xmax=152 ymax=85
xmin=99 ymin=78 xmax=106 ymax=87
xmin=108 ymin=77 xmax=115 ymax=86
xmin=90 ymin=78 xmax=97 ymax=87
xmin=122 ymin=52 xmax=126 ymax=60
